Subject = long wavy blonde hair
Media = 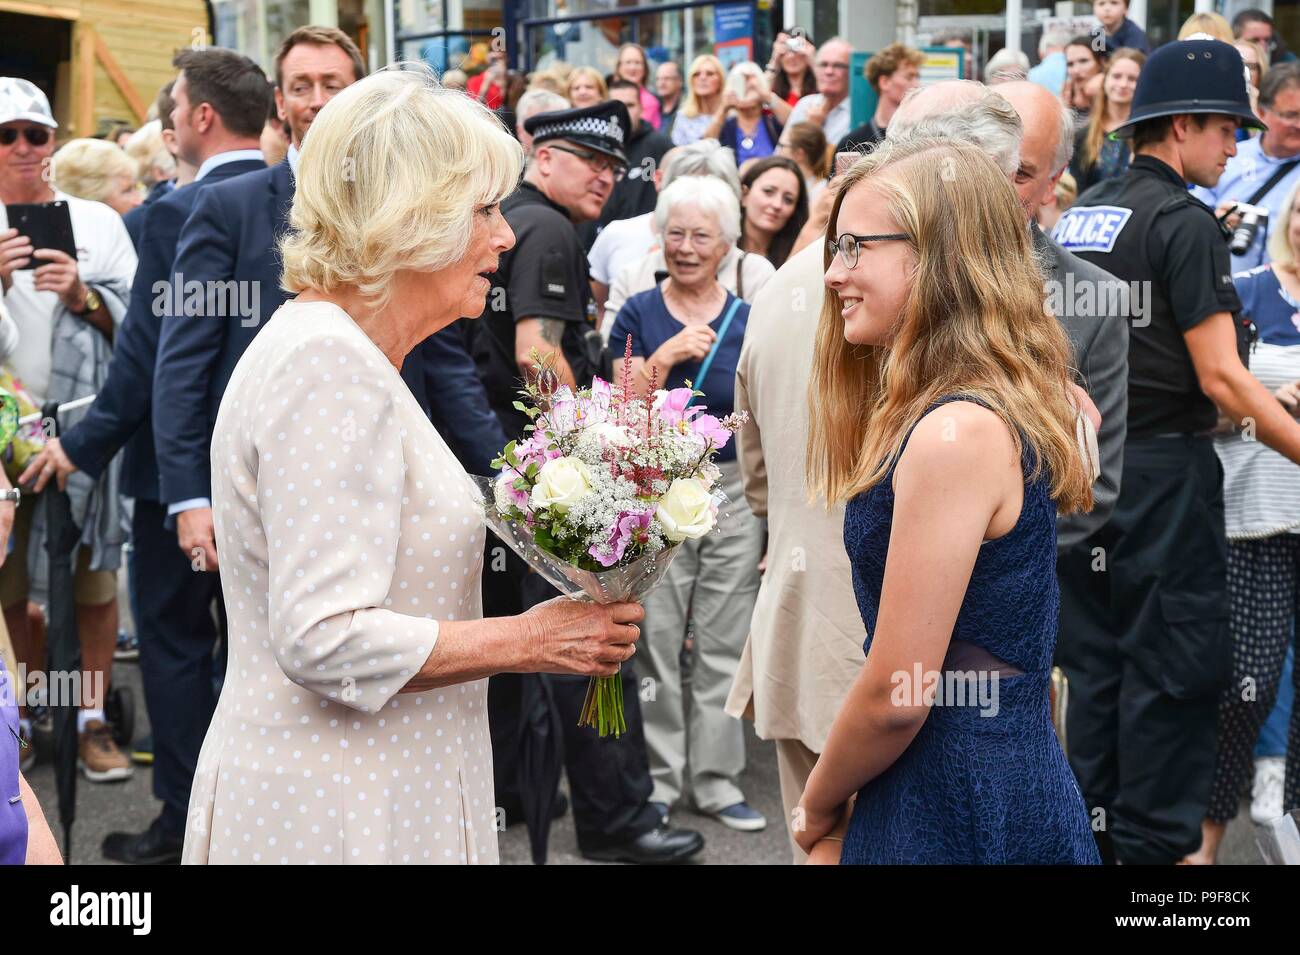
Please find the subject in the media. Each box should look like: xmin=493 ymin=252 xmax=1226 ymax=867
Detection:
xmin=806 ymin=138 xmax=1093 ymax=515
xmin=1081 ymin=48 xmax=1145 ymax=170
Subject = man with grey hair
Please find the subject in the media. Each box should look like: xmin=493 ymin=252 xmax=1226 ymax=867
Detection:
xmin=997 ymin=80 xmax=1129 ymax=547
xmin=1029 ymin=28 xmax=1073 ymax=96
xmin=726 ymin=81 xmax=1127 ymax=861
xmin=887 ymin=80 xmax=1023 ymax=175
xmin=786 ymin=37 xmax=854 ymax=143
xmin=985 ymin=47 xmax=1031 ymax=84
xmin=515 ymin=88 xmax=569 ymax=153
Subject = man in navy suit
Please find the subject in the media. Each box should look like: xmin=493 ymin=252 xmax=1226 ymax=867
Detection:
xmin=23 ymin=48 xmax=273 ymax=863
xmin=152 ymin=27 xmax=366 ymax=577
xmin=154 ymin=26 xmax=506 ymax=572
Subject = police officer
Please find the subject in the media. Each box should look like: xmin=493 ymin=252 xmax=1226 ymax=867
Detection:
xmin=466 ymin=100 xmax=706 ymax=864
xmin=471 ymin=100 xmax=626 ymax=436
xmin=1052 ymin=39 xmax=1300 ymax=865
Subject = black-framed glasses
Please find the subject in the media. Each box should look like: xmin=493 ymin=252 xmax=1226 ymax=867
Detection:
xmin=547 ymin=143 xmax=626 ymax=181
xmin=827 ymin=232 xmax=910 ymax=269
xmin=0 ymin=126 xmax=51 ymax=147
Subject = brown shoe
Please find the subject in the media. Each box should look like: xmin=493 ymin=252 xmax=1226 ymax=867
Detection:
xmin=79 ymin=720 xmax=134 ymax=782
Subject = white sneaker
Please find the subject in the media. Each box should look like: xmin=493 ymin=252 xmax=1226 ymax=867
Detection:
xmin=1250 ymin=757 xmax=1285 ymax=824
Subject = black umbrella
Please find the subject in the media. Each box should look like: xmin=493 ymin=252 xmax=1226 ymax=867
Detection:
xmin=41 ymin=400 xmax=81 ymax=863
xmin=515 ymin=672 xmax=563 ymax=865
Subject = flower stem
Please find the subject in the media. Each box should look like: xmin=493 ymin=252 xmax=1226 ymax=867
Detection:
xmin=578 ymin=674 xmax=626 ymax=738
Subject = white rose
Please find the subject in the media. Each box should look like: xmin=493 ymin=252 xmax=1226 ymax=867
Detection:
xmin=588 ymin=422 xmax=639 ymax=449
xmin=656 ymin=478 xmax=716 ymax=542
xmin=530 ymin=456 xmax=594 ymax=513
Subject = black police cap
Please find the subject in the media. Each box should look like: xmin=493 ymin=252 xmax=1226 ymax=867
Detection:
xmin=1113 ymin=38 xmax=1265 ymax=138
xmin=524 ymin=100 xmax=631 ymax=166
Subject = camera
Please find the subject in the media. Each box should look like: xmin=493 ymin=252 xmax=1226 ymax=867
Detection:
xmin=1228 ymin=202 xmax=1269 ymax=256
xmin=789 ymin=37 xmax=804 ymax=53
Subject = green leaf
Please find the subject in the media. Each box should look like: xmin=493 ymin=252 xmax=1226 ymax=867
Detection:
xmin=512 ymin=400 xmax=528 ymax=413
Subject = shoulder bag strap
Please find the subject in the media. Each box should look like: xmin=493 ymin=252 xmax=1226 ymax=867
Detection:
xmin=686 ymin=295 xmax=743 ymax=407
xmin=1245 ymin=159 xmax=1300 ymax=207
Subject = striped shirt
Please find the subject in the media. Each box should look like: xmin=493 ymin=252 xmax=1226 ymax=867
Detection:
xmin=1215 ymin=340 xmax=1300 ymax=539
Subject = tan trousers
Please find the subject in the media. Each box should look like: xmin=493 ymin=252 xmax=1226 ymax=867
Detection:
xmin=639 ymin=461 xmax=764 ymax=812
xmin=775 ymin=737 xmax=820 ymax=864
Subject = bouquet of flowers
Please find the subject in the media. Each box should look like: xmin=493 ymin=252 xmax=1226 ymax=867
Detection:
xmin=476 ymin=338 xmax=747 ymax=737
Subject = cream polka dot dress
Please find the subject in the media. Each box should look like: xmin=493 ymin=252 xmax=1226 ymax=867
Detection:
xmin=182 ymin=300 xmax=496 ymax=865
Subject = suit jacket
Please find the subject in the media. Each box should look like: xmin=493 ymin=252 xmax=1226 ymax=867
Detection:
xmin=724 ymin=242 xmax=866 ymax=752
xmin=1032 ymin=222 xmax=1128 ymax=547
xmin=152 ymin=160 xmax=295 ymax=505
xmin=123 ymin=179 xmax=175 ymax=251
xmin=152 ymin=160 xmax=507 ymax=506
xmin=420 ymin=324 xmax=508 ymax=475
xmin=60 ymin=158 xmax=267 ymax=502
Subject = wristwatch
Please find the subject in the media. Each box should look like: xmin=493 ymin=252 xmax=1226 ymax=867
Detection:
xmin=77 ymin=286 xmax=102 ymax=315
xmin=0 ymin=487 xmax=20 ymax=505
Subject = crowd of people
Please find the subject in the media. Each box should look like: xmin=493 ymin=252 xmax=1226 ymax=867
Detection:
xmin=0 ymin=1 xmax=1297 ymax=866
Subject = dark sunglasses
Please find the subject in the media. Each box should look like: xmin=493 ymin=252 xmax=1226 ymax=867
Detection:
xmin=0 ymin=126 xmax=52 ymax=147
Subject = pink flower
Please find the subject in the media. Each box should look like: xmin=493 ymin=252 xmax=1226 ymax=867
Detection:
xmin=495 ymin=469 xmax=531 ymax=509
xmin=690 ymin=413 xmax=731 ymax=450
xmin=588 ymin=378 xmax=614 ymax=419
xmin=515 ymin=433 xmax=561 ymax=468
xmin=588 ymin=508 xmax=655 ymax=568
xmin=652 ymin=387 xmax=699 ymax=427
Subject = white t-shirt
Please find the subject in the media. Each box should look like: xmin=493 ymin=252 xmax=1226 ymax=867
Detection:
xmin=588 ymin=212 xmax=657 ymax=286
xmin=0 ymin=192 xmax=136 ymax=405
xmin=787 ymin=94 xmax=851 ymax=147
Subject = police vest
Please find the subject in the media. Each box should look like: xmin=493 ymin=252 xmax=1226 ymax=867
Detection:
xmin=1052 ymin=171 xmax=1225 ymax=437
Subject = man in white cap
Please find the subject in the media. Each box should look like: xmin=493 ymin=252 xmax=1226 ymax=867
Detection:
xmin=0 ymin=77 xmax=137 ymax=784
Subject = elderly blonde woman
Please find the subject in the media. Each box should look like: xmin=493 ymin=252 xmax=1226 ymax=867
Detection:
xmin=701 ymin=61 xmax=782 ymax=165
xmin=50 ymin=138 xmax=142 ymax=216
xmin=608 ymin=175 xmax=767 ymax=832
xmin=600 ymin=139 xmax=773 ymax=332
xmin=182 ymin=67 xmax=643 ymax=866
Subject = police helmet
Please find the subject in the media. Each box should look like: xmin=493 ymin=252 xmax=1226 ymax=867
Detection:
xmin=1112 ymin=38 xmax=1265 ymax=138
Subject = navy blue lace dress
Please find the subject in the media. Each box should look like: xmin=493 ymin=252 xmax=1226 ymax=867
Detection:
xmin=839 ymin=397 xmax=1100 ymax=864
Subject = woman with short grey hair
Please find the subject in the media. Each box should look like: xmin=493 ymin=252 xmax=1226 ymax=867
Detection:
xmin=608 ymin=175 xmax=768 ymax=833
xmin=593 ymin=139 xmax=773 ymax=331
